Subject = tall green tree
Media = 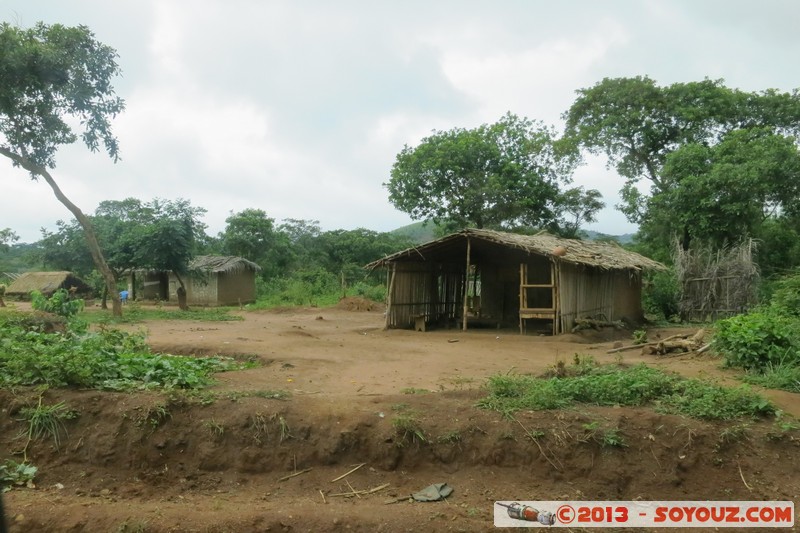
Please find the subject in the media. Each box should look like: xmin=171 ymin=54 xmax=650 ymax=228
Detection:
xmin=386 ymin=113 xmax=599 ymax=232
xmin=219 ymin=209 xmax=293 ymax=280
xmin=564 ymin=77 xmax=800 ymax=265
xmin=563 ymin=76 xmax=800 ymax=224
xmin=0 ymin=22 xmax=125 ymax=315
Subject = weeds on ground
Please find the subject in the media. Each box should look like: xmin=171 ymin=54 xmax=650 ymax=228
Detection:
xmin=204 ymin=419 xmax=225 ymax=439
xmin=400 ymin=387 xmax=430 ymax=395
xmin=581 ymin=422 xmax=627 ymax=448
xmin=86 ymin=305 xmax=243 ymax=325
xmin=741 ymin=364 xmax=800 ymax=393
xmin=392 ymin=412 xmax=426 ymax=445
xmin=0 ymin=459 xmax=37 ymax=492
xmin=16 ymin=393 xmax=78 ymax=459
xmin=479 ymin=360 xmax=774 ymax=421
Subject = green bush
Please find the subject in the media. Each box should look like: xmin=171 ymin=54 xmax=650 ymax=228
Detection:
xmin=713 ymin=309 xmax=800 ymax=371
xmin=642 ymin=269 xmax=680 ymax=320
xmin=769 ymin=271 xmax=800 ymax=316
xmin=31 ymin=289 xmax=84 ymax=318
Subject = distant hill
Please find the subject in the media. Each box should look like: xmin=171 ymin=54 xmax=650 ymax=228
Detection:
xmin=580 ymin=230 xmax=635 ymax=244
xmin=390 ymin=221 xmax=439 ymax=245
xmin=392 ymin=222 xmax=636 ymax=246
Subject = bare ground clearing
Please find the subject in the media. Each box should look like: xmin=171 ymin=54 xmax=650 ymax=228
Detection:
xmin=2 ymin=304 xmax=799 ymax=532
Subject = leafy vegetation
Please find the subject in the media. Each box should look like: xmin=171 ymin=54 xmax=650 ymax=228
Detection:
xmin=712 ymin=271 xmax=800 ymax=393
xmin=479 ymin=360 xmax=774 ymax=420
xmin=31 ymin=289 xmax=84 ymax=318
xmin=0 ymin=459 xmax=37 ymax=492
xmin=0 ymin=310 xmax=247 ymax=391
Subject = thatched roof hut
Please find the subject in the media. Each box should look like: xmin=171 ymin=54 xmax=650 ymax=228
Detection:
xmin=188 ymin=255 xmax=261 ymax=274
xmin=138 ymin=256 xmax=261 ymax=306
xmin=5 ymin=271 xmax=91 ymax=299
xmin=367 ymin=229 xmax=666 ymax=334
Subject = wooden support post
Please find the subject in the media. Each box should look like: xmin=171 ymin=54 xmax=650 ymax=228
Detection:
xmin=519 ymin=263 xmax=525 ymax=334
xmin=462 ymin=238 xmax=471 ymax=331
xmin=384 ymin=263 xmax=396 ymax=330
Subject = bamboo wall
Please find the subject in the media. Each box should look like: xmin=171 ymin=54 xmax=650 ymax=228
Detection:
xmin=385 ymin=262 xmax=464 ymax=328
xmin=556 ymin=263 xmax=642 ymax=331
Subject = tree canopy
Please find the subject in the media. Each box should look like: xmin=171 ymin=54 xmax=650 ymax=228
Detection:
xmin=565 ymin=77 xmax=800 ymax=261
xmin=0 ymin=22 xmax=125 ymax=314
xmin=386 ymin=113 xmax=602 ymax=234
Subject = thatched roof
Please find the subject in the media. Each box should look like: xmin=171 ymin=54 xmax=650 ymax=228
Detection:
xmin=367 ymin=228 xmax=666 ymax=271
xmin=5 ymin=271 xmax=91 ymax=296
xmin=188 ymin=255 xmax=261 ymax=273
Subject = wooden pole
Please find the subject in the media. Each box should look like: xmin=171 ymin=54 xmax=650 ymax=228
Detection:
xmin=385 ymin=263 xmax=396 ymax=330
xmin=462 ymin=238 xmax=471 ymax=331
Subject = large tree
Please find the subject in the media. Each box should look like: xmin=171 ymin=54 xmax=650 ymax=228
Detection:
xmin=386 ymin=113 xmax=600 ymax=232
xmin=0 ymin=22 xmax=125 ymax=315
xmin=219 ymin=209 xmax=293 ymax=280
xmin=563 ymin=76 xmax=800 ymax=226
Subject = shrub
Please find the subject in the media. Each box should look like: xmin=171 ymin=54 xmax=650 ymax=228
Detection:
xmin=769 ymin=271 xmax=800 ymax=316
xmin=31 ymin=289 xmax=84 ymax=318
xmin=642 ymin=269 xmax=680 ymax=320
xmin=713 ymin=309 xmax=800 ymax=371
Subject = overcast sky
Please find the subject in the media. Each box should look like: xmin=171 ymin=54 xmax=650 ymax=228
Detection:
xmin=3 ymin=1 xmax=799 ymax=243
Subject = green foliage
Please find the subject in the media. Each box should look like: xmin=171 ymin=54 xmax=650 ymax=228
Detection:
xmin=0 ymin=459 xmax=37 ymax=492
xmin=392 ymin=412 xmax=427 ymax=445
xmin=18 ymin=398 xmax=76 ymax=450
xmin=713 ymin=309 xmax=800 ymax=371
xmin=31 ymin=289 xmax=84 ymax=318
xmin=0 ymin=22 xmax=124 ymax=168
xmin=642 ymin=269 xmax=680 ymax=320
xmin=86 ymin=305 xmax=242 ymax=325
xmin=658 ymin=380 xmax=774 ymax=420
xmin=769 ymin=271 xmax=800 ymax=317
xmin=742 ymin=364 xmax=800 ymax=393
xmin=632 ymin=330 xmax=648 ymax=345
xmin=386 ymin=112 xmax=598 ymax=232
xmin=219 ymin=209 xmax=293 ymax=280
xmin=0 ymin=312 xmax=246 ymax=390
xmin=479 ymin=363 xmax=774 ymax=420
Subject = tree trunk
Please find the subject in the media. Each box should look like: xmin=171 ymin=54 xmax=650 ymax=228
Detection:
xmin=173 ymin=271 xmax=190 ymax=311
xmin=0 ymin=148 xmax=122 ymax=316
xmin=101 ymin=286 xmax=108 ymax=310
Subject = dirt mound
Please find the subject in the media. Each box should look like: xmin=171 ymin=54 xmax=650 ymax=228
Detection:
xmin=2 ymin=387 xmax=799 ymax=532
xmin=336 ymin=297 xmax=382 ymax=312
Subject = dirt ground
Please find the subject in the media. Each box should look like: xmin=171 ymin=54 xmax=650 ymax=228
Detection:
xmin=2 ymin=302 xmax=799 ymax=532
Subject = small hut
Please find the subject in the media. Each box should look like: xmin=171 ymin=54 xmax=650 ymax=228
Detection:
xmin=5 ymin=271 xmax=91 ymax=299
xmin=367 ymin=229 xmax=666 ymax=334
xmin=139 ymin=256 xmax=260 ymax=306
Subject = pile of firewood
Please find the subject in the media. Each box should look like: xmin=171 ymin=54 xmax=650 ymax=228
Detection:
xmin=607 ymin=329 xmax=710 ymax=356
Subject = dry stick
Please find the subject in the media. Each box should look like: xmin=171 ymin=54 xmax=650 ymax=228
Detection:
xmin=737 ymin=462 xmax=753 ymax=491
xmin=514 ymin=417 xmax=560 ymax=471
xmin=367 ymin=483 xmax=390 ymax=494
xmin=330 ymin=462 xmax=366 ymax=482
xmin=278 ymin=467 xmax=312 ymax=482
xmin=346 ymin=479 xmax=361 ymax=499
xmin=696 ymin=343 xmax=712 ymax=354
xmin=319 ymin=489 xmax=327 ymax=504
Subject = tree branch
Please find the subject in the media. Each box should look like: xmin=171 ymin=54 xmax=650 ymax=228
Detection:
xmin=0 ymin=146 xmax=122 ymax=316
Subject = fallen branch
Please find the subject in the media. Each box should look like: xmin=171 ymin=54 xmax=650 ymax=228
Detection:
xmin=277 ymin=467 xmax=312 ymax=482
xmin=606 ymin=333 xmax=691 ymax=354
xmin=331 ymin=463 xmax=365 ymax=482
xmin=319 ymin=489 xmax=327 ymax=503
